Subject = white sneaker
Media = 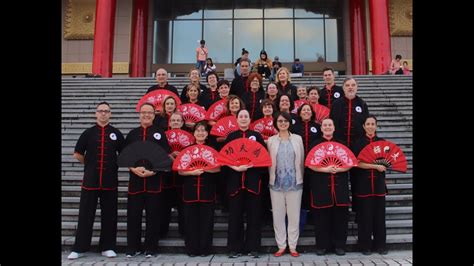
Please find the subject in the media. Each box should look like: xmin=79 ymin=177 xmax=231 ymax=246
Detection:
xmin=101 ymin=250 xmax=117 ymax=258
xmin=67 ymin=251 xmax=83 ymax=260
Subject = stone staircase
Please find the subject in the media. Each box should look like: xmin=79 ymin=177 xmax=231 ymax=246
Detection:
xmin=61 ymin=75 xmax=413 ymax=252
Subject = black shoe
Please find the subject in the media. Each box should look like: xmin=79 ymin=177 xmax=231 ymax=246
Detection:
xmin=248 ymin=251 xmax=259 ymax=258
xmin=125 ymin=251 xmax=141 ymax=258
xmin=335 ymin=248 xmax=345 ymax=256
xmin=377 ymin=248 xmax=388 ymax=255
xmin=228 ymin=252 xmax=241 ymax=258
xmin=316 ymin=249 xmax=326 ymax=256
xmin=362 ymin=249 xmax=372 ymax=255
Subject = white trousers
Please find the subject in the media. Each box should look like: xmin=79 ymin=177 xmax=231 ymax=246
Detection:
xmin=269 ymin=189 xmax=303 ymax=250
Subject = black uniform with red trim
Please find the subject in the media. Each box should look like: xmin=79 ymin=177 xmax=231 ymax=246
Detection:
xmin=181 ymin=144 xmax=218 ymax=255
xmin=71 ymin=123 xmax=124 ymax=253
xmin=241 ymin=90 xmax=265 ymax=121
xmin=330 ymin=95 xmax=369 ymax=148
xmin=307 ymin=137 xmax=351 ymax=252
xmin=147 ymin=83 xmax=179 ymax=97
xmin=180 ymin=83 xmax=208 ymax=103
xmin=153 ymin=113 xmax=171 ymax=132
xmin=350 ymin=134 xmax=387 ymax=251
xmin=230 ymin=75 xmax=249 ymax=98
xmin=201 ymin=87 xmax=219 ymax=106
xmin=319 ymin=84 xmax=344 ymax=109
xmin=223 ymin=129 xmax=266 ymax=254
xmin=124 ymin=124 xmax=171 ymax=255
xmin=277 ymin=81 xmax=298 ymax=101
xmin=290 ymin=118 xmax=322 ymax=210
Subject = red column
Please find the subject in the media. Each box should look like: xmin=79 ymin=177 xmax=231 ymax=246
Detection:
xmin=130 ymin=0 xmax=149 ymax=77
xmin=368 ymin=0 xmax=391 ymax=75
xmin=349 ymin=0 xmax=368 ymax=75
xmin=92 ymin=0 xmax=117 ymax=77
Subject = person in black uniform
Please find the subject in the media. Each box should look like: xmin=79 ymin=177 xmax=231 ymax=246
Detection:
xmin=180 ymin=68 xmax=208 ymax=104
xmin=147 ymin=68 xmax=179 ymax=96
xmin=350 ymin=115 xmax=388 ymax=255
xmin=224 ymin=109 xmax=267 ymax=259
xmin=275 ymin=67 xmax=298 ymax=101
xmin=241 ymin=72 xmax=265 ymax=121
xmin=178 ymin=121 xmax=221 ymax=257
xmin=125 ymin=103 xmax=172 ymax=258
xmin=319 ymin=67 xmax=344 ymax=109
xmin=153 ymin=96 xmax=178 ymax=131
xmin=68 ymin=102 xmax=124 ymax=260
xmin=306 ymin=118 xmax=353 ymax=256
xmin=230 ymin=58 xmax=251 ymax=98
xmin=201 ymin=71 xmax=219 ymax=107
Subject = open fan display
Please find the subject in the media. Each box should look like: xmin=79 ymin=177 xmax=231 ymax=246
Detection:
xmin=311 ymin=104 xmax=330 ymax=124
xmin=250 ymin=117 xmax=278 ymax=140
xmin=305 ymin=141 xmax=358 ymax=168
xmin=172 ymin=144 xmax=221 ymax=171
xmin=165 ymin=129 xmax=196 ymax=152
xmin=357 ymin=140 xmax=407 ymax=173
xmin=205 ymin=99 xmax=227 ymax=121
xmin=118 ymin=140 xmax=172 ymax=171
xmin=136 ymin=89 xmax=182 ymax=112
xmin=218 ymin=138 xmax=272 ymax=167
xmin=292 ymin=99 xmax=309 ymax=114
xmin=177 ymin=103 xmax=206 ymax=123
xmin=210 ymin=115 xmax=238 ymax=137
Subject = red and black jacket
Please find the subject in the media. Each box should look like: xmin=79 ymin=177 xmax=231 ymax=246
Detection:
xmin=241 ymin=89 xmax=265 ymax=121
xmin=307 ymin=137 xmax=351 ymax=209
xmin=182 ymin=165 xmax=217 ymax=203
xmin=291 ymin=117 xmax=322 ymax=155
xmin=330 ymin=95 xmax=369 ymax=148
xmin=74 ymin=124 xmax=124 ymax=190
xmin=319 ymin=84 xmax=344 ymax=109
xmin=223 ymin=130 xmax=267 ymax=196
xmin=350 ymin=135 xmax=387 ymax=197
xmin=125 ymin=125 xmax=171 ymax=194
xmin=146 ymin=83 xmax=179 ymax=97
xmin=230 ymin=75 xmax=249 ymax=98
xmin=277 ymin=81 xmax=298 ymax=101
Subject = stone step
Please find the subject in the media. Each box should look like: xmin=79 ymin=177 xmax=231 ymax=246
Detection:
xmin=60 ymin=233 xmax=413 ymax=252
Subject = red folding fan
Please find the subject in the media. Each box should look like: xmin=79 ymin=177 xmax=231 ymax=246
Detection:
xmin=165 ymin=129 xmax=196 ymax=152
xmin=172 ymin=144 xmax=221 ymax=171
xmin=292 ymin=99 xmax=309 ymax=114
xmin=305 ymin=141 xmax=358 ymax=168
xmin=177 ymin=103 xmax=206 ymax=123
xmin=218 ymin=138 xmax=272 ymax=167
xmin=357 ymin=140 xmax=407 ymax=172
xmin=136 ymin=89 xmax=182 ymax=112
xmin=210 ymin=115 xmax=238 ymax=137
xmin=311 ymin=104 xmax=330 ymax=124
xmin=250 ymin=117 xmax=278 ymax=140
xmin=205 ymin=99 xmax=228 ymax=121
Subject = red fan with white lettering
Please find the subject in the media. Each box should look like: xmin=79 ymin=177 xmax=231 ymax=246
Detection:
xmin=305 ymin=141 xmax=358 ymax=168
xmin=136 ymin=89 xmax=181 ymax=112
xmin=218 ymin=138 xmax=272 ymax=167
xmin=210 ymin=115 xmax=238 ymax=137
xmin=292 ymin=99 xmax=309 ymax=114
xmin=177 ymin=103 xmax=206 ymax=123
xmin=250 ymin=117 xmax=278 ymax=140
xmin=205 ymin=99 xmax=227 ymax=121
xmin=311 ymin=104 xmax=330 ymax=124
xmin=165 ymin=129 xmax=195 ymax=152
xmin=357 ymin=140 xmax=407 ymax=172
xmin=172 ymin=144 xmax=221 ymax=171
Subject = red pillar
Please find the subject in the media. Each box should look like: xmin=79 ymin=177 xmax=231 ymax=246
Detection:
xmin=368 ymin=0 xmax=391 ymax=75
xmin=349 ymin=0 xmax=368 ymax=75
xmin=92 ymin=0 xmax=117 ymax=77
xmin=130 ymin=0 xmax=149 ymax=77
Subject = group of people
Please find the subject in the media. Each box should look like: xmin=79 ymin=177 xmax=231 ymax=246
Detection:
xmin=68 ymin=65 xmax=390 ymax=260
xmin=390 ymin=54 xmax=411 ymax=75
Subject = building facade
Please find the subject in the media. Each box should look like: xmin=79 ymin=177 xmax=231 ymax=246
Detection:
xmin=61 ymin=0 xmax=412 ymax=77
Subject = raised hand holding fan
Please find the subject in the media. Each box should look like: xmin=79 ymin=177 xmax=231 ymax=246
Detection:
xmin=172 ymin=144 xmax=221 ymax=171
xmin=165 ymin=129 xmax=196 ymax=152
xmin=210 ymin=115 xmax=238 ymax=137
xmin=177 ymin=103 xmax=206 ymax=123
xmin=311 ymin=104 xmax=330 ymax=124
xmin=357 ymin=140 xmax=407 ymax=172
xmin=136 ymin=89 xmax=181 ymax=112
xmin=218 ymin=138 xmax=272 ymax=167
xmin=250 ymin=117 xmax=278 ymax=140
xmin=205 ymin=99 xmax=227 ymax=121
xmin=305 ymin=141 xmax=357 ymax=168
xmin=292 ymin=99 xmax=309 ymax=114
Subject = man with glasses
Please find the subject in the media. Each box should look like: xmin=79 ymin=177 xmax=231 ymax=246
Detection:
xmin=68 ymin=102 xmax=125 ymax=260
